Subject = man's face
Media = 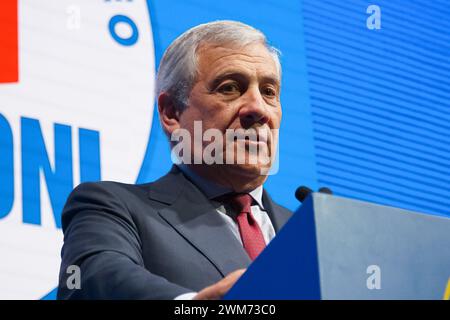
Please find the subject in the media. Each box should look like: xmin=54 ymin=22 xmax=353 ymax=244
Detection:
xmin=179 ymin=42 xmax=282 ymax=176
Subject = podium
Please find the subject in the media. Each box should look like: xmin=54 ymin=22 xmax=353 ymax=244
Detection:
xmin=225 ymin=193 xmax=450 ymax=299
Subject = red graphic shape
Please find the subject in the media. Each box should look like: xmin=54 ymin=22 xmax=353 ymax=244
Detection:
xmin=0 ymin=0 xmax=18 ymax=83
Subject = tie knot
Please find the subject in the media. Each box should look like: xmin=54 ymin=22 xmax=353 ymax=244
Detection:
xmin=219 ymin=193 xmax=253 ymax=215
xmin=231 ymin=193 xmax=253 ymax=215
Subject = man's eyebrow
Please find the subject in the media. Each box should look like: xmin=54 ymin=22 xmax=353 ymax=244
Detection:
xmin=209 ymin=71 xmax=280 ymax=89
xmin=260 ymin=74 xmax=281 ymax=87
xmin=209 ymin=72 xmax=247 ymax=89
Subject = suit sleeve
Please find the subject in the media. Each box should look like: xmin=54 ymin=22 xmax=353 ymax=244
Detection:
xmin=57 ymin=182 xmax=193 ymax=300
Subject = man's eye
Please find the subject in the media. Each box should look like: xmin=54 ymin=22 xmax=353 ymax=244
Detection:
xmin=262 ymin=86 xmax=277 ymax=97
xmin=218 ymin=83 xmax=240 ymax=94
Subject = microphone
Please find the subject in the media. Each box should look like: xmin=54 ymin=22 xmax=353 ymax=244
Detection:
xmin=318 ymin=187 xmax=333 ymax=195
xmin=295 ymin=186 xmax=333 ymax=203
xmin=295 ymin=186 xmax=313 ymax=203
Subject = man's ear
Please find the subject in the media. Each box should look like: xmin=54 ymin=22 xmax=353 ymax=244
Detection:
xmin=158 ymin=92 xmax=182 ymax=137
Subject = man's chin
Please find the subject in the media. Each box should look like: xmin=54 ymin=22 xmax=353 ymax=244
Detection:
xmin=226 ymin=160 xmax=272 ymax=178
xmin=212 ymin=163 xmax=267 ymax=192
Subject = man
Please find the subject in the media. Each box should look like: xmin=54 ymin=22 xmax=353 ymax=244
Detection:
xmin=57 ymin=20 xmax=292 ymax=300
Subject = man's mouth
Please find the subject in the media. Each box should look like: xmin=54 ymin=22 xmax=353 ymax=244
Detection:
xmin=231 ymin=129 xmax=270 ymax=144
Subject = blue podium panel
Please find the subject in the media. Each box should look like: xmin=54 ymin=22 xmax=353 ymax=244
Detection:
xmin=226 ymin=193 xmax=450 ymax=299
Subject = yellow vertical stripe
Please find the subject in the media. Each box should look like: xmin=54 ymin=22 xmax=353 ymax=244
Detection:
xmin=444 ymin=278 xmax=450 ymax=300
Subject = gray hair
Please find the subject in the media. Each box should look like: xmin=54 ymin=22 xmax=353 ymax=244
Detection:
xmin=156 ymin=20 xmax=281 ymax=112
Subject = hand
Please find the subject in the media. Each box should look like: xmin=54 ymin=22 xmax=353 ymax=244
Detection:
xmin=193 ymin=269 xmax=246 ymax=300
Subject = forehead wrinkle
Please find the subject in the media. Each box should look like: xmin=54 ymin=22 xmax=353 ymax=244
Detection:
xmin=207 ymin=52 xmax=276 ymax=71
xmin=211 ymin=69 xmax=280 ymax=86
xmin=200 ymin=59 xmax=279 ymax=87
xmin=197 ymin=44 xmax=278 ymax=76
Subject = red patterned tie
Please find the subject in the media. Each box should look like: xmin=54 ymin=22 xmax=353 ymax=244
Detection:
xmin=227 ymin=193 xmax=266 ymax=261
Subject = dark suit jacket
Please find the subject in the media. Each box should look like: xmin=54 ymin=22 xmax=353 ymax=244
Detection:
xmin=57 ymin=166 xmax=292 ymax=299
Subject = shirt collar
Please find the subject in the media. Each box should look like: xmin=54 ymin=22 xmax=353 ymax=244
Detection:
xmin=177 ymin=164 xmax=264 ymax=209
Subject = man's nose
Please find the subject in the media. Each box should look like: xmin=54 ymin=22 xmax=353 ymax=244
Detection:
xmin=239 ymin=86 xmax=270 ymax=128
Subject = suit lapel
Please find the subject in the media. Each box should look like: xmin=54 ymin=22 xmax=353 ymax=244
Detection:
xmin=149 ymin=167 xmax=251 ymax=277
xmin=262 ymin=189 xmax=292 ymax=233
